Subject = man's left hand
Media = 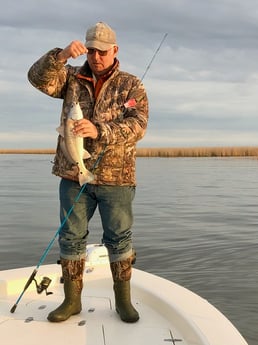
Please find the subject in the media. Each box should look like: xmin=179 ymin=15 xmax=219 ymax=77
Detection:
xmin=73 ymin=119 xmax=98 ymax=139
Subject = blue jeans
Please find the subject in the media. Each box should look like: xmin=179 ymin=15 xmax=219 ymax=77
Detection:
xmin=58 ymin=179 xmax=135 ymax=262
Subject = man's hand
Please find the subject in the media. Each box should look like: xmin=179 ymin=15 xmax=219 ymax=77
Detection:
xmin=73 ymin=119 xmax=98 ymax=139
xmin=57 ymin=41 xmax=87 ymax=62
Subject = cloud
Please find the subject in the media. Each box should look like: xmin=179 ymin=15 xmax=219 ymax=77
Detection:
xmin=0 ymin=131 xmax=57 ymax=148
xmin=141 ymin=128 xmax=258 ymax=147
xmin=1 ymin=0 xmax=258 ymax=148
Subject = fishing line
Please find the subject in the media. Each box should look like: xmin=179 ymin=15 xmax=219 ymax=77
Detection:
xmin=10 ymin=32 xmax=168 ymax=313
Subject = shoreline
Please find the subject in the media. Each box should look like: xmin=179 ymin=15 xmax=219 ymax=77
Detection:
xmin=0 ymin=146 xmax=258 ymax=157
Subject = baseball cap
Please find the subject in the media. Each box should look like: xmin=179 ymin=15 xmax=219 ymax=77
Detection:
xmin=85 ymin=22 xmax=117 ymax=51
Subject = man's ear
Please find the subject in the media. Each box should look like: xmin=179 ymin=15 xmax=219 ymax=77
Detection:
xmin=113 ymin=46 xmax=119 ymax=56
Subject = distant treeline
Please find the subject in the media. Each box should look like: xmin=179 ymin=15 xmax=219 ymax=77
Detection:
xmin=1 ymin=147 xmax=258 ymax=157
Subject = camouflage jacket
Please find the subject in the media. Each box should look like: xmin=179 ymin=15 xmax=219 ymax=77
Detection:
xmin=28 ymin=48 xmax=149 ymax=186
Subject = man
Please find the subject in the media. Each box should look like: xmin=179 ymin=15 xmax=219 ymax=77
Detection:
xmin=28 ymin=22 xmax=148 ymax=323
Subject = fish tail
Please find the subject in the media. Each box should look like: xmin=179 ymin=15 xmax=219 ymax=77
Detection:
xmin=78 ymin=168 xmax=94 ymax=186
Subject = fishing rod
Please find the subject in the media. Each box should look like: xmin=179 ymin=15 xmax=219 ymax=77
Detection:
xmin=10 ymin=32 xmax=168 ymax=314
xmin=10 ymin=178 xmax=87 ymax=313
xmin=140 ymin=32 xmax=168 ymax=82
xmin=9 ymin=154 xmax=102 ymax=314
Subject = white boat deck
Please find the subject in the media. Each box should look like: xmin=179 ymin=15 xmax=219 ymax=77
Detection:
xmin=0 ymin=245 xmax=248 ymax=345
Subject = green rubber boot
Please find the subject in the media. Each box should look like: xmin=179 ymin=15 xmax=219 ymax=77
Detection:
xmin=110 ymin=254 xmax=139 ymax=323
xmin=47 ymin=258 xmax=85 ymax=322
xmin=113 ymin=280 xmax=139 ymax=323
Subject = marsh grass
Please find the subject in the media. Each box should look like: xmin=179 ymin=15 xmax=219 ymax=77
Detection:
xmin=136 ymin=146 xmax=258 ymax=157
xmin=1 ymin=147 xmax=258 ymax=157
xmin=0 ymin=149 xmax=56 ymax=154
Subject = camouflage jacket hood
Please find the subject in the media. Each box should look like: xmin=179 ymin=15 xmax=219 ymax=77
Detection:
xmin=28 ymin=48 xmax=149 ymax=185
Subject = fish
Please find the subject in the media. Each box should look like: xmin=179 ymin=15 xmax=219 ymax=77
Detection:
xmin=57 ymin=102 xmax=94 ymax=186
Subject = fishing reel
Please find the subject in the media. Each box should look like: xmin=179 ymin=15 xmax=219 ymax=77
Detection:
xmin=33 ymin=276 xmax=53 ymax=296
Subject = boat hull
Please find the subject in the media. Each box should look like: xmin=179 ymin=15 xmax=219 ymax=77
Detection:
xmin=0 ymin=245 xmax=248 ymax=345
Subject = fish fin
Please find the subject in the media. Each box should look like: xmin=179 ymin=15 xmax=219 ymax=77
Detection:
xmin=83 ymin=149 xmax=91 ymax=159
xmin=56 ymin=125 xmax=64 ymax=137
xmin=78 ymin=169 xmax=94 ymax=186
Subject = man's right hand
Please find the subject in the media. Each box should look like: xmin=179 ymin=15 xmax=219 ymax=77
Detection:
xmin=57 ymin=41 xmax=88 ymax=62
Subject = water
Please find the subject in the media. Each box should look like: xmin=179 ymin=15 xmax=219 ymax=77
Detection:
xmin=0 ymin=154 xmax=257 ymax=344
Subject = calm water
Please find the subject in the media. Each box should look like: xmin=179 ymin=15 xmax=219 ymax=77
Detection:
xmin=0 ymin=154 xmax=257 ymax=344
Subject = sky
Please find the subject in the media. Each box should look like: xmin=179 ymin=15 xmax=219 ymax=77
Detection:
xmin=1 ymin=0 xmax=258 ymax=148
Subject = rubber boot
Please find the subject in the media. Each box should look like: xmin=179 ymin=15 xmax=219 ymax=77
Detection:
xmin=110 ymin=254 xmax=139 ymax=323
xmin=47 ymin=258 xmax=85 ymax=322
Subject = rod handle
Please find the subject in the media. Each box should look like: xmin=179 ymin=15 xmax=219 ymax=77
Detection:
xmin=10 ymin=304 xmax=17 ymax=313
xmin=9 ymin=269 xmax=38 ymax=313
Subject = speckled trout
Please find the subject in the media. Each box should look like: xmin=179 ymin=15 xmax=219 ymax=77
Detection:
xmin=58 ymin=102 xmax=94 ymax=186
